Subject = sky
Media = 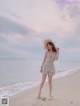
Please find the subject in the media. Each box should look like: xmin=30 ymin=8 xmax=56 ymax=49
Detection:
xmin=0 ymin=0 xmax=80 ymax=61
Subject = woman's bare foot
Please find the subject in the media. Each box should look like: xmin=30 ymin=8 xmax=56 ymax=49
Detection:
xmin=37 ymin=96 xmax=46 ymax=100
xmin=48 ymin=95 xmax=54 ymax=100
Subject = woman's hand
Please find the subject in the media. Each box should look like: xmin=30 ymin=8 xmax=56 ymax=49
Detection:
xmin=57 ymin=48 xmax=59 ymax=51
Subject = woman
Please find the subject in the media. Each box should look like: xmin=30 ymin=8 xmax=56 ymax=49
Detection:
xmin=37 ymin=39 xmax=59 ymax=100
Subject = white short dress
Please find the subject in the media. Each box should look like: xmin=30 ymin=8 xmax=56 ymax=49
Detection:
xmin=41 ymin=51 xmax=56 ymax=75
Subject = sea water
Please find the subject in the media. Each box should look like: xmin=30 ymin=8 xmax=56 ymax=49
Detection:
xmin=0 ymin=59 xmax=80 ymax=97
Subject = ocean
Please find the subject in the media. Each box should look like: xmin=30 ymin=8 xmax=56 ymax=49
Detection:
xmin=0 ymin=59 xmax=80 ymax=97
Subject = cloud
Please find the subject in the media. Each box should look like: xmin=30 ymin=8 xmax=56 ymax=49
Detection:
xmin=0 ymin=34 xmax=40 ymax=59
xmin=0 ymin=0 xmax=80 ymax=61
xmin=0 ymin=0 xmax=80 ymax=36
xmin=0 ymin=16 xmax=33 ymax=35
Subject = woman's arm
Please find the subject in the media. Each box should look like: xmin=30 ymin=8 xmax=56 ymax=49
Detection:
xmin=41 ymin=51 xmax=47 ymax=68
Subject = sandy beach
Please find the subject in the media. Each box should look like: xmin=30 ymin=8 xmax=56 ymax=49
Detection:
xmin=10 ymin=70 xmax=80 ymax=106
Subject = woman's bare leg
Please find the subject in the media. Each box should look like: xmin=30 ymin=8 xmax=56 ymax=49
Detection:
xmin=37 ymin=73 xmax=47 ymax=98
xmin=48 ymin=73 xmax=53 ymax=98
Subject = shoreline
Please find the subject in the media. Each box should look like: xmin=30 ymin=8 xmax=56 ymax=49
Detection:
xmin=9 ymin=69 xmax=80 ymax=106
xmin=0 ymin=68 xmax=79 ymax=97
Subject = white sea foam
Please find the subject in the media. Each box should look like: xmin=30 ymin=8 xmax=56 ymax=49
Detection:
xmin=0 ymin=68 xmax=79 ymax=97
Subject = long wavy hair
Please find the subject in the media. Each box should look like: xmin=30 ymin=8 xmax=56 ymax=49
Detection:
xmin=47 ymin=42 xmax=57 ymax=52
